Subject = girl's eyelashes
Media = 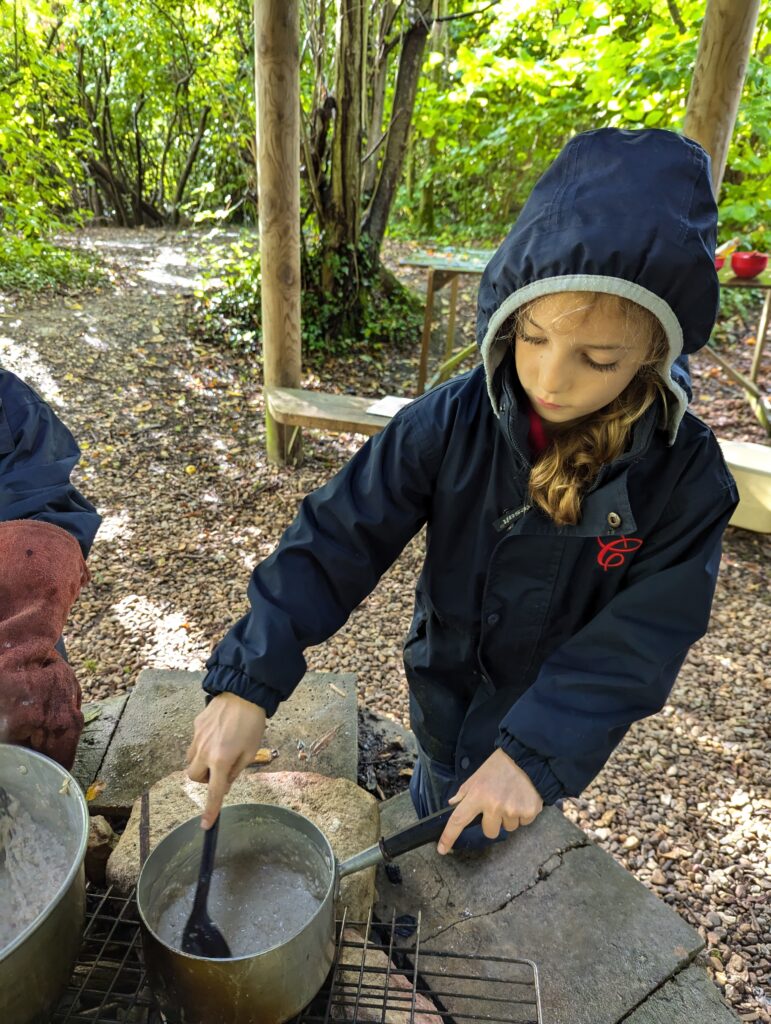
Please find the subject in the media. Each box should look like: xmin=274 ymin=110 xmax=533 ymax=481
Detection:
xmin=518 ymin=332 xmax=620 ymax=373
xmin=584 ymin=356 xmax=620 ymax=373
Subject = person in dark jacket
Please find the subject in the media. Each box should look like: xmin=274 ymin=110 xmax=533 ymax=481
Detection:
xmin=0 ymin=369 xmax=100 ymax=769
xmin=187 ymin=128 xmax=738 ymax=852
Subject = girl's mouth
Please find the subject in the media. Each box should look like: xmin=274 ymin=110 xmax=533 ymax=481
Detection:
xmin=536 ymin=396 xmax=563 ymax=410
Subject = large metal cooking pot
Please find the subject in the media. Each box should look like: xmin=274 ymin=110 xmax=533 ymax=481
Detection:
xmin=137 ymin=801 xmax=462 ymax=1024
xmin=0 ymin=744 xmax=89 ymax=1024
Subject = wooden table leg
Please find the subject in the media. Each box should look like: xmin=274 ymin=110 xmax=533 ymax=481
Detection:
xmin=750 ymin=290 xmax=771 ymax=383
xmin=444 ymin=276 xmax=460 ymax=364
xmin=703 ymin=343 xmax=771 ymax=434
xmin=417 ymin=268 xmax=437 ymax=395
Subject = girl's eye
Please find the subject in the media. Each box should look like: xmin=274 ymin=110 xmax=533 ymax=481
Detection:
xmin=519 ymin=332 xmax=546 ymax=345
xmin=584 ymin=356 xmax=620 ymax=373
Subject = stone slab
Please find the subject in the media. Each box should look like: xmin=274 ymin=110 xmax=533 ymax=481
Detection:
xmin=624 ymin=964 xmax=739 ymax=1023
xmin=375 ymin=793 xmax=705 ymax=1024
xmin=93 ymin=669 xmax=357 ymax=816
xmin=106 ymin=769 xmax=379 ymax=921
xmin=70 ymin=693 xmax=128 ymax=795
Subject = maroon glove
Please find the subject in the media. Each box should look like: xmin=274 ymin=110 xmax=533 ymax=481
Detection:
xmin=0 ymin=520 xmax=90 ymax=769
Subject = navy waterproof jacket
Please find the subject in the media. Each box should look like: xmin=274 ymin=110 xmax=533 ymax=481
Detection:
xmin=203 ymin=129 xmax=738 ymax=804
xmin=0 ymin=370 xmax=100 ymax=555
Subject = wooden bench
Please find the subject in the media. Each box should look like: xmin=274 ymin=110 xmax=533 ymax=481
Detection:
xmin=265 ymin=386 xmax=391 ymax=436
xmin=719 ymin=438 xmax=771 ymax=533
xmin=267 ymin=388 xmax=770 ymax=533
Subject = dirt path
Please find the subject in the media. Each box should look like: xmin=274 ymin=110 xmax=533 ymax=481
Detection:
xmin=1 ymin=228 xmax=769 ymax=1019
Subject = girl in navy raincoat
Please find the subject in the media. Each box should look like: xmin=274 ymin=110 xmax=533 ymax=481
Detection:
xmin=187 ymin=128 xmax=738 ymax=852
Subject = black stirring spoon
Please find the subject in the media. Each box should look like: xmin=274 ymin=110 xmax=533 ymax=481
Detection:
xmin=181 ymin=814 xmax=232 ymax=958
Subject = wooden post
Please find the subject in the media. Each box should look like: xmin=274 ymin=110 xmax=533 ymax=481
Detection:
xmin=683 ymin=0 xmax=761 ymax=196
xmin=255 ymin=0 xmax=302 ymax=465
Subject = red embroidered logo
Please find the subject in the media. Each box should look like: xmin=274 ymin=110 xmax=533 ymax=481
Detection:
xmin=596 ymin=535 xmax=643 ymax=571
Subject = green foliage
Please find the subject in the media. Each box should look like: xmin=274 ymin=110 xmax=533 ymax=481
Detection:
xmin=300 ymin=242 xmax=423 ymax=359
xmin=0 ymin=0 xmax=255 ymax=232
xmin=0 ymin=235 xmax=103 ymax=293
xmin=191 ymin=237 xmax=262 ymax=354
xmin=0 ymin=2 xmax=93 ymax=238
xmin=397 ymin=0 xmax=771 ymax=248
xmin=3 ymin=0 xmax=770 ymax=278
xmin=190 ymin=234 xmax=423 ymax=360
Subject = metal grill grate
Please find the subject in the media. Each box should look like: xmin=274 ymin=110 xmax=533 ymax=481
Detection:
xmin=51 ymin=886 xmax=542 ymax=1023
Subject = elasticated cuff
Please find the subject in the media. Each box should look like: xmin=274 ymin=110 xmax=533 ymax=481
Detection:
xmin=202 ymin=664 xmax=284 ymax=718
xmin=496 ymin=732 xmax=566 ymax=805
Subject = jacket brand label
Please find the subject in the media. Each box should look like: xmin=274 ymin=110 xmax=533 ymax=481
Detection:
xmin=494 ymin=504 xmax=532 ymax=532
xmin=596 ymin=535 xmax=643 ymax=571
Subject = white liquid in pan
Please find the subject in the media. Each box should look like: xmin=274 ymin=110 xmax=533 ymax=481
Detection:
xmin=0 ymin=796 xmax=70 ymax=950
xmin=153 ymin=849 xmax=326 ymax=957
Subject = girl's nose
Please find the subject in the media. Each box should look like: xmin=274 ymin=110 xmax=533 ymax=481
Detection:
xmin=538 ymin=350 xmax=569 ymax=395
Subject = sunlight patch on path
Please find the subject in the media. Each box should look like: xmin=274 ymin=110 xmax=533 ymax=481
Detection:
xmin=0 ymin=335 xmax=63 ymax=405
xmin=112 ymin=594 xmax=207 ymax=670
xmin=136 ymin=245 xmax=203 ymax=290
xmin=92 ymin=509 xmax=134 ymax=544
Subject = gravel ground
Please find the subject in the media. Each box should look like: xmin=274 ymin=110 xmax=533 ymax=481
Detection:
xmin=1 ymin=228 xmax=769 ymax=1020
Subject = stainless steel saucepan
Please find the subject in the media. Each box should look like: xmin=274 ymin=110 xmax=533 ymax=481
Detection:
xmin=0 ymin=744 xmax=89 ymax=1024
xmin=137 ymin=801 xmax=468 ymax=1024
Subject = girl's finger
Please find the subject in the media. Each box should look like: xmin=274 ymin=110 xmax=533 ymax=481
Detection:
xmin=481 ymin=810 xmax=502 ymax=840
xmin=437 ymin=800 xmax=480 ymax=854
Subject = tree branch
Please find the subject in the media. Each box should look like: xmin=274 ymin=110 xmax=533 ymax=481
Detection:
xmin=431 ymin=0 xmax=499 ymax=24
xmin=666 ymin=0 xmax=687 ymax=34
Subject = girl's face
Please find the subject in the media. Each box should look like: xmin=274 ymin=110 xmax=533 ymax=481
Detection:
xmin=515 ymin=292 xmax=652 ymax=427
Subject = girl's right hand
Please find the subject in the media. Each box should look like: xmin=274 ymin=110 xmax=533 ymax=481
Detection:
xmin=186 ymin=692 xmax=267 ymax=829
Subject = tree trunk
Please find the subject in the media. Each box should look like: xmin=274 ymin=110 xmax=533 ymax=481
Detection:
xmin=361 ymin=2 xmax=395 ymax=198
xmin=325 ymin=0 xmax=365 ymax=254
xmin=362 ymin=1 xmax=432 ymax=255
xmin=255 ymin=0 xmax=302 ymax=466
xmin=683 ymin=0 xmax=761 ymax=196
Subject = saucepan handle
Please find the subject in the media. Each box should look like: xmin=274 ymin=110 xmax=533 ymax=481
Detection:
xmin=337 ymin=806 xmax=483 ymax=879
xmin=380 ymin=806 xmax=458 ymax=860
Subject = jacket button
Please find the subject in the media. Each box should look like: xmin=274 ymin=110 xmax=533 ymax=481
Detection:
xmin=607 ymin=511 xmax=622 ymax=529
xmin=486 ymin=612 xmax=500 ymax=626
xmin=460 ymin=756 xmax=470 ymax=771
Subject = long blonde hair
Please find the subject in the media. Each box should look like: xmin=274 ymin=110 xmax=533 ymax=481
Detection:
xmin=504 ymin=293 xmax=669 ymax=527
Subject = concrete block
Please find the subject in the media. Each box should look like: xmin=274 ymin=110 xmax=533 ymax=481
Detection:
xmin=70 ymin=693 xmax=128 ymax=794
xmin=624 ymin=964 xmax=740 ymax=1023
xmin=375 ymin=793 xmax=705 ymax=1024
xmin=93 ymin=669 xmax=357 ymax=817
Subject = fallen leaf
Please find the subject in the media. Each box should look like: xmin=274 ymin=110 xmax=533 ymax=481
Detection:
xmin=252 ymin=748 xmax=278 ymax=764
xmin=85 ymin=780 xmax=106 ymax=802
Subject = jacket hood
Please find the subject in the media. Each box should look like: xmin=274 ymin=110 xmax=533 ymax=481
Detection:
xmin=476 ymin=128 xmax=719 ymax=440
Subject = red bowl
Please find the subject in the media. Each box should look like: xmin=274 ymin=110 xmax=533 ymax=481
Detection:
xmin=730 ymin=251 xmax=768 ymax=278
xmin=714 ymin=255 xmax=725 ymax=270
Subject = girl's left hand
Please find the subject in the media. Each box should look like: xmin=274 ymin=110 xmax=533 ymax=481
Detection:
xmin=437 ymin=748 xmax=543 ymax=854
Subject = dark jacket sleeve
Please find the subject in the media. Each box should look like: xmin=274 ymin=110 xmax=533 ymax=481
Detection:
xmin=497 ymin=451 xmax=738 ymax=805
xmin=203 ymin=398 xmax=442 ymax=714
xmin=0 ymin=373 xmax=100 ymax=556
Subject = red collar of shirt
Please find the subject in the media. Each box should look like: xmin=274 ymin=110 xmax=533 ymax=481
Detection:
xmin=527 ymin=402 xmax=550 ymax=457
